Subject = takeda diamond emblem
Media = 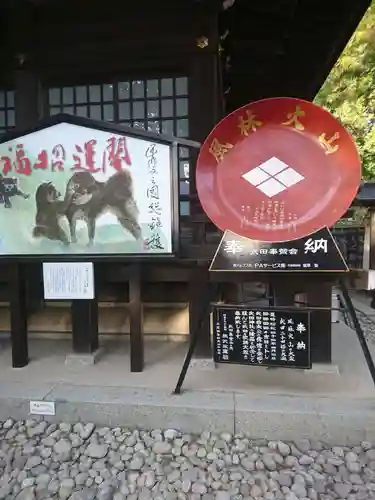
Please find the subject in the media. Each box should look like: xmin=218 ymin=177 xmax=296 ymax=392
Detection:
xmin=242 ymin=156 xmax=304 ymax=198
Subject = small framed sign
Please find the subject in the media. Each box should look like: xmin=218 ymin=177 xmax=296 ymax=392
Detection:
xmin=29 ymin=401 xmax=56 ymax=416
xmin=211 ymin=305 xmax=311 ymax=369
xmin=43 ymin=261 xmax=94 ymax=300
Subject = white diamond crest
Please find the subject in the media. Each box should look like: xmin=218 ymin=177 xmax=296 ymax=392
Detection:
xmin=242 ymin=157 xmax=304 ymax=198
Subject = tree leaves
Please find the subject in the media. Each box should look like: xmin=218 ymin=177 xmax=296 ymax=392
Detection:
xmin=315 ymin=2 xmax=375 ymax=179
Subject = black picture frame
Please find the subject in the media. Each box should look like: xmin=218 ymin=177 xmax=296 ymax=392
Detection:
xmin=0 ymin=113 xmax=200 ymax=262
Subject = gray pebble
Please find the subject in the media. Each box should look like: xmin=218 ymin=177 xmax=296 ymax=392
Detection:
xmin=350 ymin=473 xmax=363 ymax=484
xmin=250 ymin=484 xmax=263 ymax=497
xmin=192 ymin=482 xmax=207 ymax=494
xmin=215 ymin=493 xmax=231 ymax=500
xmin=278 ymin=442 xmax=291 ymax=457
xmin=334 ymin=482 xmax=352 ymax=497
xmin=153 ymin=441 xmax=172 ymax=454
xmin=53 ymin=439 xmax=72 ymax=460
xmin=347 ymin=461 xmax=362 ymax=473
xmin=80 ymin=424 xmax=96 ymax=441
xmin=3 ymin=419 xmax=14 ymax=429
xmin=182 ymin=479 xmax=191 ymax=493
xmin=291 ymin=482 xmax=307 ymax=497
xmin=47 ymin=480 xmax=59 ymax=494
xmin=70 ymin=488 xmax=96 ymax=500
xmin=164 ymin=429 xmax=179 ymax=440
xmin=15 ymin=488 xmax=35 ymax=500
xmin=86 ymin=443 xmax=109 ymax=459
xmin=346 ymin=451 xmax=359 ymax=462
xmin=299 ymin=454 xmax=314 ymax=466
xmin=25 ymin=456 xmax=42 ymax=469
xmin=129 ymin=456 xmax=144 ymax=470
xmin=35 ymin=473 xmax=50 ymax=485
xmin=27 ymin=422 xmax=47 ymax=438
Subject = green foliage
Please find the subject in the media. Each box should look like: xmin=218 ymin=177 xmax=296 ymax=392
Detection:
xmin=314 ymin=1 xmax=375 ymax=179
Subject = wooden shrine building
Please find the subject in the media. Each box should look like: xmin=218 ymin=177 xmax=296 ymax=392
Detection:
xmin=0 ymin=0 xmax=371 ymax=371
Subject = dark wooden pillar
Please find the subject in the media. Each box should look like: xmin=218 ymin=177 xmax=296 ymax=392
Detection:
xmin=189 ymin=265 xmax=213 ymax=357
xmin=9 ymin=56 xmax=41 ymax=367
xmin=129 ymin=263 xmax=143 ymax=372
xmin=271 ymin=277 xmax=296 ymax=306
xmin=368 ymin=211 xmax=375 ymax=308
xmin=10 ymin=263 xmax=28 ymax=368
xmin=15 ymin=68 xmax=41 ymax=129
xmin=70 ymin=264 xmax=99 ymax=354
xmin=71 ymin=299 xmax=99 ymax=354
xmin=25 ymin=263 xmax=44 ymax=315
xmin=189 ymin=48 xmax=220 ymax=217
xmin=188 ymin=49 xmax=219 ymax=354
xmin=308 ymin=282 xmax=332 ymax=363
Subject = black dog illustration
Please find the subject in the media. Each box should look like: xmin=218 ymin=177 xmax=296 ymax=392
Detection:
xmin=0 ymin=174 xmax=29 ymax=208
xmin=65 ymin=170 xmax=142 ymax=245
xmin=32 ymin=182 xmax=72 ymax=246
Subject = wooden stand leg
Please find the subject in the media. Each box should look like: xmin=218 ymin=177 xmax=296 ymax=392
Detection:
xmin=189 ymin=266 xmax=212 ymax=357
xmin=71 ymin=299 xmax=98 ymax=354
xmin=129 ymin=264 xmax=143 ymax=372
xmin=10 ymin=263 xmax=28 ymax=368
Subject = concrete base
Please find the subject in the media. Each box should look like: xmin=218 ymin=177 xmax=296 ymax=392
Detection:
xmin=65 ymin=348 xmax=104 ymax=367
xmin=0 ymin=382 xmax=375 ymax=445
xmin=265 ymin=364 xmax=340 ymax=376
xmin=0 ymin=321 xmax=373 ymax=444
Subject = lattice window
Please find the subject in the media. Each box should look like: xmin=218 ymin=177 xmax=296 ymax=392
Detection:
xmin=0 ymin=90 xmax=15 ymax=135
xmin=48 ymin=77 xmax=191 ymax=215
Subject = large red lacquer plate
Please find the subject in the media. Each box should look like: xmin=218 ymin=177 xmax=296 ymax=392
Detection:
xmin=196 ymin=97 xmax=361 ymax=242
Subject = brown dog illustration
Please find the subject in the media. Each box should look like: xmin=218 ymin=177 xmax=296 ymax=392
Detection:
xmin=32 ymin=182 xmax=72 ymax=245
xmin=65 ymin=170 xmax=142 ymax=245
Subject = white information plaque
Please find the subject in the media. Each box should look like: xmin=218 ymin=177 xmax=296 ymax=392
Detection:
xmin=43 ymin=262 xmax=94 ymax=300
xmin=29 ymin=401 xmax=56 ymax=416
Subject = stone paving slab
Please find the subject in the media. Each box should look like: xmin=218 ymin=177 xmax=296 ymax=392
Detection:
xmin=1 ymin=380 xmax=375 ymax=445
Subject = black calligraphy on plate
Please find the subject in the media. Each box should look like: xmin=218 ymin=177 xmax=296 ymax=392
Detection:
xmin=144 ymin=144 xmax=164 ymax=251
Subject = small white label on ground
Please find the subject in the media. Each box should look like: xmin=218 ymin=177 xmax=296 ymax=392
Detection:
xmin=29 ymin=401 xmax=56 ymax=416
xmin=43 ymin=262 xmax=94 ymax=300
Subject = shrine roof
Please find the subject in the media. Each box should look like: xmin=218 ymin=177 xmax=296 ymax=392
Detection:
xmin=0 ymin=0 xmax=371 ymax=113
xmin=355 ymin=182 xmax=375 ymax=206
xmin=221 ymin=0 xmax=371 ymax=111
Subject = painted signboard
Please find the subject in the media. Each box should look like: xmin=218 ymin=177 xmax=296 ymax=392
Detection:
xmin=0 ymin=119 xmax=174 ymax=256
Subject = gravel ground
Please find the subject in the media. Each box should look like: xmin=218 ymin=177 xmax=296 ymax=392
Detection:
xmin=0 ymin=420 xmax=375 ymax=500
xmin=356 ymin=309 xmax=375 ymax=345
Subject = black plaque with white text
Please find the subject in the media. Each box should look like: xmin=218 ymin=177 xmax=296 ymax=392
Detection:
xmin=212 ymin=305 xmax=311 ymax=369
xmin=210 ymin=227 xmax=348 ymax=272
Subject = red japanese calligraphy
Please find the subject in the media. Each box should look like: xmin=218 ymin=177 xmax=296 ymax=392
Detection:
xmin=106 ymin=137 xmax=131 ymax=172
xmin=1 ymin=147 xmax=12 ymax=175
xmin=14 ymin=144 xmax=32 ymax=176
xmin=52 ymin=144 xmax=66 ymax=171
xmin=72 ymin=140 xmax=100 ymax=173
xmin=33 ymin=150 xmax=48 ymax=170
